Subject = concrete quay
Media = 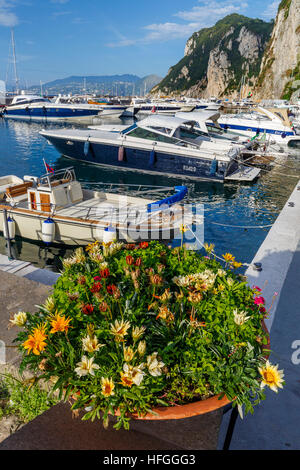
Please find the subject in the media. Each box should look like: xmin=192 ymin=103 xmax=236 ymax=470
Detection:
xmin=218 ymin=180 xmax=300 ymax=450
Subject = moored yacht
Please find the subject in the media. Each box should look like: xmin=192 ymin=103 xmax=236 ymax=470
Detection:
xmin=217 ymin=107 xmax=296 ymax=145
xmin=2 ymin=92 xmax=104 ymax=121
xmin=40 ymin=114 xmax=260 ymax=183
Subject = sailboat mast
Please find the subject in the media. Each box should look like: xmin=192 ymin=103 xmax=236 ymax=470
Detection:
xmin=11 ymin=29 xmax=19 ymax=94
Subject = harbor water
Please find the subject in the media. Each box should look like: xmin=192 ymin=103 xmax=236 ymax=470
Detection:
xmin=1 ymin=116 xmax=300 ymax=272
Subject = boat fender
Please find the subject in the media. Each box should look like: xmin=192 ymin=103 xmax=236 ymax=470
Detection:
xmin=84 ymin=139 xmax=90 ymax=157
xmin=149 ymin=149 xmax=156 ymax=166
xmin=3 ymin=216 xmax=15 ymax=240
xmin=209 ymin=158 xmax=218 ymax=176
xmin=281 ymin=132 xmax=286 ymax=139
xmin=25 ymin=106 xmax=29 ymax=113
xmin=118 ymin=146 xmax=126 ymax=162
xmin=103 ymin=226 xmax=117 ymax=244
xmin=43 ymin=106 xmax=47 ymax=114
xmin=42 ymin=217 xmax=55 ymax=245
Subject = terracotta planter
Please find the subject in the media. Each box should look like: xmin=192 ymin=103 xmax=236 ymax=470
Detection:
xmin=69 ymin=320 xmax=270 ymax=421
xmin=115 ymin=393 xmax=231 ymax=421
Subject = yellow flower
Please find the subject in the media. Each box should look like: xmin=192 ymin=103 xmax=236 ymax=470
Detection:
xmin=123 ymin=345 xmax=135 ymax=362
xmin=50 ymin=312 xmax=72 ymax=334
xmin=218 ymin=284 xmax=225 ymax=292
xmin=86 ymin=241 xmax=100 ymax=253
xmin=204 ymin=243 xmax=215 ymax=254
xmin=156 ymin=306 xmax=174 ymax=323
xmin=188 ymin=291 xmax=203 ymax=304
xmin=101 ymin=377 xmax=115 ymax=397
xmin=137 ymin=340 xmax=146 ymax=356
xmin=180 ymin=224 xmax=188 ymax=233
xmin=74 ymin=356 xmax=100 ymax=377
xmin=120 ymin=371 xmax=134 ymax=387
xmin=160 ymin=288 xmax=172 ymax=302
xmin=259 ymin=360 xmax=284 ymax=392
xmin=233 ymin=261 xmax=243 ymax=269
xmin=120 ymin=363 xmax=145 ymax=387
xmin=132 ymin=326 xmax=146 ymax=341
xmin=10 ymin=311 xmax=27 ymax=327
xmin=147 ymin=352 xmax=165 ymax=377
xmin=110 ymin=319 xmax=131 ymax=342
xmin=222 ymin=253 xmax=235 ymax=263
xmin=23 ymin=324 xmax=47 ymax=355
xmin=44 ymin=296 xmax=56 ymax=313
xmin=74 ymin=247 xmax=86 ymax=264
xmin=82 ymin=335 xmax=104 ymax=353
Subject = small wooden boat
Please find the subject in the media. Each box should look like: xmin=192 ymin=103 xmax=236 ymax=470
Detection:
xmin=0 ymin=167 xmax=196 ymax=246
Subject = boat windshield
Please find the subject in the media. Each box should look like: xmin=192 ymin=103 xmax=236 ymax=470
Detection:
xmin=125 ymin=126 xmax=198 ymax=148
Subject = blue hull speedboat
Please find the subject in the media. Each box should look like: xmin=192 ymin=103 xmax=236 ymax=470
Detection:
xmin=40 ymin=115 xmax=261 ymax=183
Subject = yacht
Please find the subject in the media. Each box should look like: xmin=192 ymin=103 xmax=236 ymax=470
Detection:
xmin=2 ymin=92 xmax=104 ymax=121
xmin=40 ymin=114 xmax=260 ymax=183
xmin=217 ymin=107 xmax=296 ymax=145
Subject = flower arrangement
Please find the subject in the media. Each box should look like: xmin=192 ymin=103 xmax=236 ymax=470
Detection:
xmin=13 ymin=241 xmax=284 ymax=430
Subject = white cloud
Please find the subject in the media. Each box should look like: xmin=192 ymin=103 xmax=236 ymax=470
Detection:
xmin=175 ymin=1 xmax=247 ymax=22
xmin=0 ymin=0 xmax=18 ymax=27
xmin=107 ymin=0 xmax=248 ymax=47
xmin=261 ymin=0 xmax=280 ymax=20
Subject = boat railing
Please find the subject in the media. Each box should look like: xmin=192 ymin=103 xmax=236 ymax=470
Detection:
xmin=39 ymin=167 xmax=76 ymax=187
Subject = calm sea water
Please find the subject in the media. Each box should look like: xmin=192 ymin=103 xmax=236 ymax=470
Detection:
xmin=0 ymin=116 xmax=300 ymax=272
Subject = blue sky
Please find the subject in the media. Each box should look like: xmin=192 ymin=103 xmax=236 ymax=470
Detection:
xmin=0 ymin=0 xmax=280 ymax=86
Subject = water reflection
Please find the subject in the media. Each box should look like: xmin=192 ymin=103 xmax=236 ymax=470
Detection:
xmin=1 ymin=116 xmax=300 ymax=270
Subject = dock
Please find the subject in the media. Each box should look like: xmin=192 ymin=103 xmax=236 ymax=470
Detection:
xmin=218 ymin=179 xmax=300 ymax=449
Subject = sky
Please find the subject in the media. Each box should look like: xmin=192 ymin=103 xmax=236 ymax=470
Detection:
xmin=0 ymin=0 xmax=280 ymax=87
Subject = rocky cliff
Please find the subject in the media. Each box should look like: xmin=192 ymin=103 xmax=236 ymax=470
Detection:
xmin=151 ymin=14 xmax=273 ymax=99
xmin=257 ymin=0 xmax=300 ymax=100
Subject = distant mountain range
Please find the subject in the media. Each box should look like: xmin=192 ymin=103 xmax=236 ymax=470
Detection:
xmin=27 ymin=74 xmax=162 ymax=96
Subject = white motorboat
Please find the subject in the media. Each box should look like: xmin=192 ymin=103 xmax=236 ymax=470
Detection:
xmin=0 ymin=167 xmax=197 ymax=245
xmin=217 ymin=107 xmax=296 ymax=146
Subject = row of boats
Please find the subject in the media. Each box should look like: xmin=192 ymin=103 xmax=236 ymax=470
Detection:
xmin=0 ymin=92 xmax=219 ymax=120
xmin=0 ymin=94 xmax=299 ymax=247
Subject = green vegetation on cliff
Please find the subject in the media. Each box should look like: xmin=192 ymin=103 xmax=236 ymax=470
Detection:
xmin=153 ymin=14 xmax=273 ymax=96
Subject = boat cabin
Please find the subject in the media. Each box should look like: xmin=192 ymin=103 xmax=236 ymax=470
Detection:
xmin=3 ymin=168 xmax=83 ymax=213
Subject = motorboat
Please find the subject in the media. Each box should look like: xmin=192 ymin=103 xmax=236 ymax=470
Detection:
xmin=40 ymin=114 xmax=261 ymax=183
xmin=2 ymin=92 xmax=104 ymax=122
xmin=0 ymin=166 xmax=196 ymax=245
xmin=217 ymin=107 xmax=296 ymax=145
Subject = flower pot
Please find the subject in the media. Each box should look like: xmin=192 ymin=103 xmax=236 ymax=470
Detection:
xmin=116 ymin=393 xmax=231 ymax=421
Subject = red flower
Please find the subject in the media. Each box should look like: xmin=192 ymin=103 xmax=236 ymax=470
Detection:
xmin=100 ymin=268 xmax=110 ymax=278
xmin=253 ymin=285 xmax=262 ymax=292
xmin=90 ymin=282 xmax=102 ymax=293
xmin=135 ymin=257 xmax=142 ymax=267
xmin=126 ymin=255 xmax=134 ymax=265
xmin=94 ymin=276 xmax=102 ymax=282
xmin=125 ymin=243 xmax=136 ymax=250
xmin=254 ymin=296 xmax=265 ymax=305
xmin=259 ymin=306 xmax=266 ymax=314
xmin=107 ymin=284 xmax=117 ymax=295
xmin=139 ymin=242 xmax=149 ymax=249
xmin=82 ymin=304 xmax=94 ymax=315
